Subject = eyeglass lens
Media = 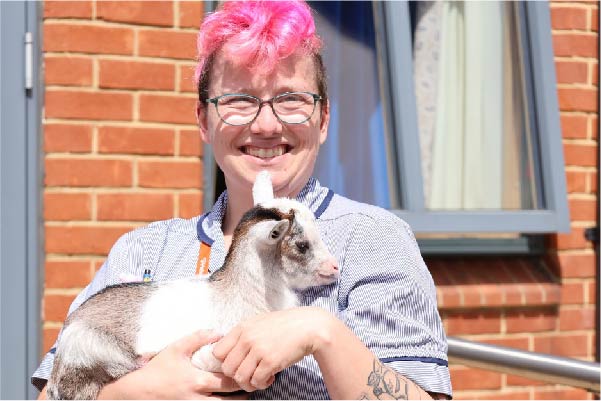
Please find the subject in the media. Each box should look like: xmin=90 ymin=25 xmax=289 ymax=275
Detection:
xmin=216 ymin=93 xmax=316 ymax=125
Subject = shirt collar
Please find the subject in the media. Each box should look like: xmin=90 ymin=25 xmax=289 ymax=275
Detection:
xmin=196 ymin=177 xmax=333 ymax=245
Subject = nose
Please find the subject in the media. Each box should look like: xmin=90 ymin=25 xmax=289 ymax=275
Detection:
xmin=250 ymin=102 xmax=282 ymax=136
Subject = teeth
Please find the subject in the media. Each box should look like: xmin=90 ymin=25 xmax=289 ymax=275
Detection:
xmin=245 ymin=145 xmax=286 ymax=159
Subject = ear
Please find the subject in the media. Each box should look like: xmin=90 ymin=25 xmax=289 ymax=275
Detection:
xmin=197 ymin=100 xmax=211 ymax=144
xmin=319 ymin=99 xmax=330 ymax=145
xmin=253 ymin=220 xmax=290 ymax=246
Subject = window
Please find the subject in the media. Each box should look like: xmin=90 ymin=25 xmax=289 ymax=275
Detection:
xmin=311 ymin=1 xmax=569 ymax=235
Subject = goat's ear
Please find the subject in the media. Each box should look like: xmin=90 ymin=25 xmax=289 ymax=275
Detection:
xmin=253 ymin=220 xmax=290 ymax=245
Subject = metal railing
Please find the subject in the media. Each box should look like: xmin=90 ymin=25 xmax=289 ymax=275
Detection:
xmin=448 ymin=336 xmax=601 ymax=392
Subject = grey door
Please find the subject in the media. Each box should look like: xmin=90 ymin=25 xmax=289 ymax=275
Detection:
xmin=0 ymin=1 xmax=42 ymax=399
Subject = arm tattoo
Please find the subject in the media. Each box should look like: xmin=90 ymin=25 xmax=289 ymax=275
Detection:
xmin=359 ymin=358 xmax=418 ymax=400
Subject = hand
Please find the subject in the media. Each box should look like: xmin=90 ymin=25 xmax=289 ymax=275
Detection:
xmin=98 ymin=330 xmax=243 ymax=400
xmin=213 ymin=307 xmax=334 ymax=392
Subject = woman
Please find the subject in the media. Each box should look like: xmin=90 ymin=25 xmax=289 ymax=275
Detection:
xmin=34 ymin=1 xmax=451 ymax=399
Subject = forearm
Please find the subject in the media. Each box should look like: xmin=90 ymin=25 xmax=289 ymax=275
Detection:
xmin=313 ymin=316 xmax=434 ymax=400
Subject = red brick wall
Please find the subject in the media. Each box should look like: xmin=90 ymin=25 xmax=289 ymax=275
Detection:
xmin=40 ymin=1 xmax=599 ymax=399
xmin=42 ymin=0 xmax=204 ymax=351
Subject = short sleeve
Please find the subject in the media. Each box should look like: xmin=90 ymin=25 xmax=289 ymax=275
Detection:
xmin=337 ymin=213 xmax=452 ymax=396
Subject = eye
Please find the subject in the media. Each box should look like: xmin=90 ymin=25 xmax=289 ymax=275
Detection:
xmin=295 ymin=240 xmax=310 ymax=254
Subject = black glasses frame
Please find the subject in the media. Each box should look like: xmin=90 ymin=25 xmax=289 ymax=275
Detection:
xmin=206 ymin=91 xmax=322 ymax=126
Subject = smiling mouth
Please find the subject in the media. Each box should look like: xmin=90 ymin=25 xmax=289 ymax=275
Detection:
xmin=241 ymin=145 xmax=291 ymax=159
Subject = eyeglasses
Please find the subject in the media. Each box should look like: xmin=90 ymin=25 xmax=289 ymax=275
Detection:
xmin=206 ymin=91 xmax=322 ymax=126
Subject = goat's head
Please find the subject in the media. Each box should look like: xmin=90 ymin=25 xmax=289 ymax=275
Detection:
xmin=235 ymin=201 xmax=339 ymax=290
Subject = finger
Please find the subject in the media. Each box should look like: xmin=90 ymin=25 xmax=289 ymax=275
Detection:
xmin=220 ymin=339 xmax=251 ymax=379
xmin=172 ymin=330 xmax=222 ymax=357
xmin=233 ymin=352 xmax=261 ymax=392
xmin=195 ymin=371 xmax=242 ymax=393
xmin=213 ymin=327 xmax=241 ymax=361
xmin=250 ymin=359 xmax=277 ymax=390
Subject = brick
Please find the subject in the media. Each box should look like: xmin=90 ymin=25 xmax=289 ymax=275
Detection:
xmin=557 ymin=253 xmax=596 ymax=277
xmin=139 ymin=95 xmax=197 ymax=124
xmin=591 ymin=62 xmax=599 ymax=85
xmin=556 ymin=60 xmax=588 ymax=84
xmin=590 ymin=115 xmax=598 ymax=140
xmin=179 ymin=1 xmax=204 ymax=28
xmin=481 ymin=336 xmax=529 ymax=351
xmin=552 ymin=227 xmax=592 ymax=250
xmin=505 ymin=374 xmax=546 ymax=386
xmin=138 ymin=160 xmax=202 ymax=188
xmin=138 ymin=30 xmax=197 ymax=60
xmin=179 ymin=129 xmax=202 ymax=156
xmin=565 ymin=170 xmax=587 ymax=193
xmin=590 ymin=172 xmax=598 ymax=193
xmin=97 ymin=193 xmax=174 ymax=221
xmin=587 ymin=280 xmax=596 ymax=304
xmin=569 ymin=198 xmax=598 ymax=221
xmin=178 ymin=64 xmax=198 ymax=93
xmin=44 ymin=192 xmax=91 ymax=221
xmin=179 ymin=192 xmax=202 ymax=218
xmin=443 ymin=310 xmax=501 ymax=335
xmin=563 ymin=143 xmax=598 ymax=167
xmin=449 ymin=366 xmax=502 ymax=391
xmin=97 ymin=1 xmax=173 ymax=26
xmin=43 ymin=293 xmax=76 ymax=322
xmin=533 ymin=334 xmax=589 ymax=357
xmin=592 ymin=7 xmax=598 ymax=32
xmin=98 ymin=126 xmax=175 ymax=155
xmin=459 ymin=391 xmax=531 ymax=400
xmin=99 ymin=60 xmax=175 ymax=91
xmin=551 ymin=6 xmax=588 ymax=30
xmin=559 ymin=306 xmax=595 ymax=330
xmin=558 ymin=88 xmax=598 ymax=112
xmin=45 ymin=225 xmax=133 ymax=255
xmin=43 ymin=327 xmax=61 ymax=355
xmin=437 ymin=286 xmax=462 ymax=309
xmin=45 ymin=260 xmax=92 ymax=288
xmin=44 ymin=24 xmax=134 ymax=55
xmin=44 ymin=1 xmax=92 ymax=19
xmin=561 ymin=281 xmax=586 ymax=303
xmin=455 ymin=284 xmax=481 ymax=307
xmin=534 ymin=388 xmax=590 ymax=400
xmin=561 ymin=114 xmax=588 ymax=139
xmin=45 ymin=159 xmax=133 ymax=187
xmin=45 ymin=91 xmax=133 ymax=121
xmin=505 ymin=308 xmax=557 ymax=333
xmin=44 ymin=124 xmax=93 ymax=153
xmin=553 ymin=33 xmax=598 ymax=58
xmin=45 ymin=56 xmax=93 ymax=86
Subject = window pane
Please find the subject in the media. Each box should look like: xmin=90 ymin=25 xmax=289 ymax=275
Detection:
xmin=413 ymin=1 xmax=541 ymax=211
xmin=311 ymin=2 xmax=396 ymax=209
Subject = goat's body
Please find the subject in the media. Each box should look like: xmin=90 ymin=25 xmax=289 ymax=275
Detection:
xmin=48 ymin=273 xmax=300 ymax=400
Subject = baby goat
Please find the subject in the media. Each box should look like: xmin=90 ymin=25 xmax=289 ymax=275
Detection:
xmin=47 ymin=173 xmax=339 ymax=400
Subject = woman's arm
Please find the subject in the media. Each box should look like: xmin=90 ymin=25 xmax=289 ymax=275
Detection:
xmin=213 ymin=307 xmax=445 ymax=400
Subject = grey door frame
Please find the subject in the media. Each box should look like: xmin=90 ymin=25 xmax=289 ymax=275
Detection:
xmin=0 ymin=1 xmax=43 ymax=399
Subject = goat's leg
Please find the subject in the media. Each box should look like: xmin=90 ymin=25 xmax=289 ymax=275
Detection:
xmin=47 ymin=322 xmax=137 ymax=400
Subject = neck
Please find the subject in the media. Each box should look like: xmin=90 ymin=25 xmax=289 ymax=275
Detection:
xmin=212 ymin=240 xmax=294 ymax=317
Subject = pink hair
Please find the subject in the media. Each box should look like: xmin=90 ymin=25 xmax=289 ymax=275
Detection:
xmin=194 ymin=0 xmax=322 ymax=84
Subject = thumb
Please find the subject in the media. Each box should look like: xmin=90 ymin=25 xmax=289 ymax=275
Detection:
xmin=171 ymin=330 xmax=222 ymax=357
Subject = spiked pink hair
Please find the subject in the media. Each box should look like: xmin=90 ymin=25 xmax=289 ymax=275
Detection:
xmin=194 ymin=0 xmax=322 ymax=84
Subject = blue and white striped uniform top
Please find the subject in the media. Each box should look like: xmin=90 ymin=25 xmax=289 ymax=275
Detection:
xmin=32 ymin=178 xmax=452 ymax=398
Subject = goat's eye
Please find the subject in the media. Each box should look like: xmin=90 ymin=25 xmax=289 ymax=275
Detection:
xmin=295 ymin=241 xmax=310 ymax=254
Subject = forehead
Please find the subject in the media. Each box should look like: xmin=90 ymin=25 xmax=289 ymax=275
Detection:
xmin=208 ymin=51 xmax=317 ymax=95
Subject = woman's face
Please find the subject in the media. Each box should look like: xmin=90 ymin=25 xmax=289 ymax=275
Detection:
xmin=198 ymin=52 xmax=329 ymax=198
